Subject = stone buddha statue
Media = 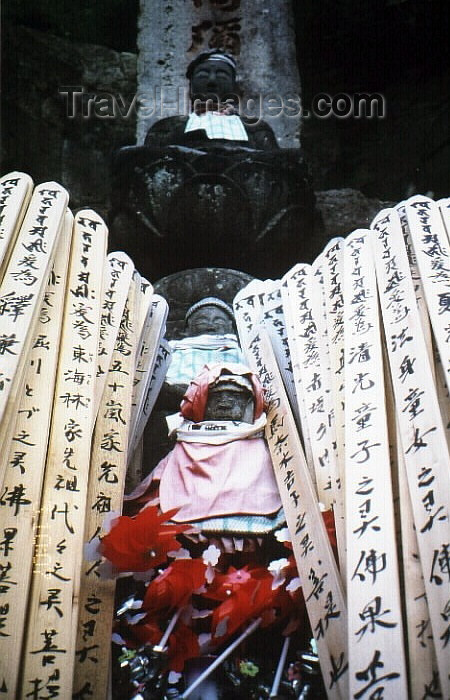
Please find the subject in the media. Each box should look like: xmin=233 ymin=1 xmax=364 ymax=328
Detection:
xmin=109 ymin=50 xmax=319 ymax=280
xmin=125 ymin=363 xmax=285 ymax=551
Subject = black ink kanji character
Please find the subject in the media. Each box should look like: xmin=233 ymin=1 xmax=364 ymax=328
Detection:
xmin=85 ymin=594 xmax=101 ymax=615
xmin=81 ymin=619 xmax=96 ymax=642
xmin=10 ymin=269 xmax=38 ymax=286
xmin=284 ymin=470 xmax=295 ymax=490
xmin=85 ymin=560 xmax=101 ymax=578
xmin=100 ymin=430 xmax=122 ymax=452
xmin=72 ymin=345 xmax=89 ymax=364
xmin=306 ymin=372 xmax=322 ymax=392
xmin=39 ymin=589 xmax=63 ymax=618
xmin=62 ymin=447 xmax=75 ymax=469
xmin=72 ymin=681 xmax=94 ymax=698
xmin=12 ymin=430 xmax=35 ymax=446
xmin=352 ymin=549 xmax=387 ymax=584
xmin=353 ymin=508 xmax=380 ymax=537
xmin=59 ymin=392 xmax=89 ymax=410
xmin=30 ymin=628 xmax=66 ymax=665
xmin=75 ymin=643 xmax=99 ymax=663
xmin=355 ymin=596 xmax=397 ymax=640
xmin=0 ymin=527 xmax=17 ymax=556
xmin=9 ymin=451 xmax=26 ymax=474
xmin=354 ymin=649 xmax=401 ymax=699
xmin=18 ymin=406 xmax=40 ymax=419
xmin=300 ymin=533 xmax=314 ymax=557
xmin=415 ymin=618 xmax=433 ymax=649
xmin=348 ymin=343 xmax=372 ymax=364
xmin=399 ymin=355 xmax=416 ymax=383
xmin=351 ymin=440 xmax=381 ymax=464
xmin=56 ymin=539 xmax=66 ymax=555
xmin=422 ymin=671 xmax=443 ymax=699
xmin=51 ymin=502 xmax=76 ymax=534
xmin=355 ymin=477 xmax=374 ymax=496
xmin=352 ymin=372 xmax=375 ymax=394
xmin=0 ymin=603 xmax=10 ymax=637
xmin=329 ymin=652 xmax=348 ymax=689
xmin=45 ymin=562 xmax=70 ymax=582
xmin=438 ymin=292 xmax=450 ymax=314
xmin=91 ymin=493 xmax=111 ymax=513
xmin=103 ymin=400 xmax=126 ymax=424
xmin=420 ymin=504 xmax=447 ymax=533
xmin=98 ymin=461 xmax=118 ymax=484
xmin=64 ymin=419 xmax=82 ymax=442
xmin=33 ymin=334 xmax=50 ymax=350
xmin=279 ymin=451 xmax=293 ymax=470
xmin=391 ymin=328 xmax=412 ymax=352
xmin=418 ymin=466 xmax=435 ymax=488
xmin=405 ymin=426 xmax=437 ymax=454
xmin=306 ymin=568 xmax=328 ymax=601
xmin=25 ymin=678 xmax=46 ymax=699
xmin=440 ymin=599 xmax=450 ymax=648
xmin=0 ymin=562 xmax=17 ymax=593
xmin=289 ymin=490 xmax=300 ymax=508
xmin=295 ymin=512 xmax=306 ymax=535
xmin=273 ymin=433 xmax=289 ymax=456
xmin=352 ymin=403 xmax=376 ymax=432
xmin=0 ymin=483 xmax=31 ymax=516
xmin=402 ymin=386 xmax=425 ymax=420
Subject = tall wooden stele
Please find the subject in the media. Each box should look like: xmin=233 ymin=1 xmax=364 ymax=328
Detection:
xmin=137 ymin=0 xmax=302 ymax=148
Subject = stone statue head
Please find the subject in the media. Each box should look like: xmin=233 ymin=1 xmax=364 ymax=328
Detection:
xmin=180 ymin=363 xmax=266 ymax=424
xmin=185 ymin=297 xmax=235 ymax=336
xmin=186 ymin=50 xmax=238 ymax=106
xmin=204 ymin=375 xmax=254 ymax=422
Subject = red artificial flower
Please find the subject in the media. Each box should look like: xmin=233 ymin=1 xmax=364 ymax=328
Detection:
xmin=100 ymin=506 xmax=190 ymax=572
xmin=167 ymin=622 xmax=200 ymax=672
xmin=204 ymin=565 xmax=264 ymax=601
xmin=143 ymin=558 xmax=207 ymax=613
xmin=208 ymin=566 xmax=278 ymax=642
xmin=114 ymin=616 xmax=162 ymax=649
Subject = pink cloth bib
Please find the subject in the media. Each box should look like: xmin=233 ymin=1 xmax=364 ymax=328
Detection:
xmin=143 ymin=438 xmax=281 ymax=523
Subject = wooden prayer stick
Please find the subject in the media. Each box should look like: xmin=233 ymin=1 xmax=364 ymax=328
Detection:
xmin=343 ymin=229 xmax=408 ymax=698
xmin=72 ymin=276 xmax=139 ymax=699
xmin=242 ymin=324 xmax=348 ymax=700
xmin=0 ymin=211 xmax=73 ymax=698
xmin=0 ymin=171 xmax=34 ymax=283
xmin=20 ymin=209 xmax=107 ymax=699
xmin=371 ymin=207 xmax=450 ymax=697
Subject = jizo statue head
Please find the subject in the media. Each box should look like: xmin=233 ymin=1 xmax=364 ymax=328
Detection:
xmin=185 ymin=297 xmax=235 ymax=336
xmin=186 ymin=50 xmax=238 ymax=105
xmin=204 ymin=377 xmax=254 ymax=422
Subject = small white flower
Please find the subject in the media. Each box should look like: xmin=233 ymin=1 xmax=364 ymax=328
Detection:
xmin=133 ymin=568 xmax=156 ymax=583
xmin=202 ymin=544 xmax=221 ymax=567
xmin=127 ymin=612 xmax=148 ymax=625
xmin=268 ymin=557 xmax=290 ymax=589
xmin=84 ymin=537 xmax=102 ymax=562
xmin=192 ymin=607 xmax=212 ymax=619
xmin=101 ymin=511 xmax=121 ymax=534
xmin=286 ymin=576 xmax=302 ymax=593
xmin=275 ymin=527 xmax=291 ymax=543
xmin=168 ymin=671 xmax=182 ymax=684
xmin=168 ymin=548 xmax=191 ymax=559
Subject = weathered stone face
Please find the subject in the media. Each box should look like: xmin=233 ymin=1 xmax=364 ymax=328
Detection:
xmin=204 ymin=383 xmax=252 ymax=421
xmin=190 ymin=59 xmax=237 ymax=103
xmin=186 ymin=306 xmax=234 ymax=335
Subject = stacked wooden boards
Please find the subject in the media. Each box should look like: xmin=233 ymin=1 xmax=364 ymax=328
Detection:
xmin=0 ymin=173 xmax=169 ymax=699
xmin=234 ymin=196 xmax=450 ymax=700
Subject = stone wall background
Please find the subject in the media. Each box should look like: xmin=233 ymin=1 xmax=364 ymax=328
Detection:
xmin=2 ymin=0 xmax=449 ymax=246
